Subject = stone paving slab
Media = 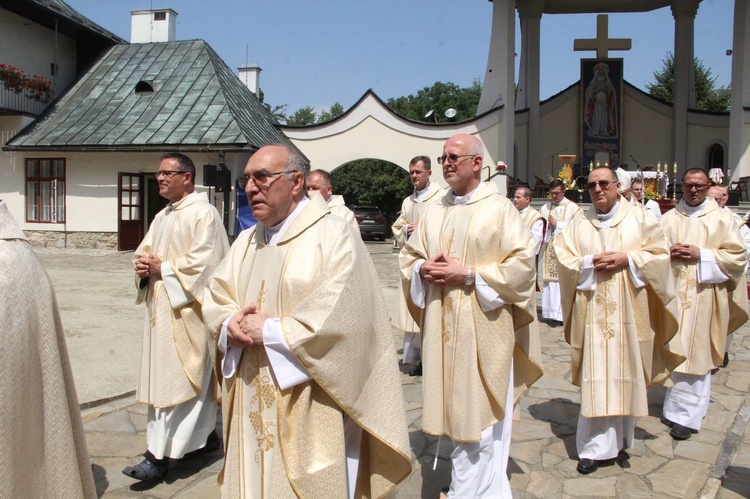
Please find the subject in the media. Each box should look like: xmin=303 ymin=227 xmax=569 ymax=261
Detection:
xmin=38 ymin=242 xmax=750 ymax=497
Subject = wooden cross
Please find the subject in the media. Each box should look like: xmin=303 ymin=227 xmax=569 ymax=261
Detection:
xmin=574 ymin=15 xmax=632 ymax=59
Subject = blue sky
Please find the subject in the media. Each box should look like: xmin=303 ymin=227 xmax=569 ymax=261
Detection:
xmin=65 ymin=1 xmax=734 ymax=115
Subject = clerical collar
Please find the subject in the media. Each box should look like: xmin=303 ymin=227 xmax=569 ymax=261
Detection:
xmin=627 ymin=196 xmax=635 ymax=205
xmin=684 ymin=198 xmax=709 ymax=217
xmin=452 ymin=183 xmax=482 ymax=205
xmin=552 ymin=197 xmax=566 ymax=207
xmin=166 ymin=191 xmax=197 ymax=213
xmin=415 ymin=183 xmax=431 ymax=202
xmin=519 ymin=206 xmax=530 ymax=217
xmin=264 ymin=197 xmax=310 ymax=246
xmin=597 ymin=201 xmax=619 ymax=222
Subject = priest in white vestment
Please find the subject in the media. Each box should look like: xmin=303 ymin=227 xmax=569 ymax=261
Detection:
xmin=203 ymin=145 xmax=412 ymax=498
xmin=513 ymin=186 xmax=545 ymax=256
xmin=632 ymin=179 xmax=662 ymax=220
xmin=124 ymin=153 xmax=229 ymax=481
xmin=0 ymin=200 xmax=97 ymax=498
xmin=306 ymin=168 xmax=359 ymax=233
xmin=661 ymin=168 xmax=749 ymax=440
xmin=401 ymin=134 xmax=543 ymax=498
xmin=539 ymin=180 xmax=581 ymax=323
xmin=554 ymin=167 xmax=684 ymax=474
xmin=391 ymin=155 xmax=443 ymax=369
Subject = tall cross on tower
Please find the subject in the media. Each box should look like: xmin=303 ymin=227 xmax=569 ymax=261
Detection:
xmin=574 ymin=15 xmax=632 ymax=58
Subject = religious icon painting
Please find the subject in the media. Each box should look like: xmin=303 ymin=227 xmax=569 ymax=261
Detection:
xmin=580 ymin=58 xmax=623 ymax=169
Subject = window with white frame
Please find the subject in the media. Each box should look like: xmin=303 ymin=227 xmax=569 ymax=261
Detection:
xmin=26 ymin=158 xmax=65 ymax=223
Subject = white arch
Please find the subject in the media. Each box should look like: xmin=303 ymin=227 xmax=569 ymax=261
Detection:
xmin=281 ymin=90 xmax=507 ymax=189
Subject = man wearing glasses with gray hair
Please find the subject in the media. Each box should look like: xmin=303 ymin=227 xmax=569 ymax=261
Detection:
xmin=660 ymin=168 xmax=748 ymax=441
xmin=554 ymin=166 xmax=684 ymax=474
xmin=203 ymin=145 xmax=411 ymax=498
xmin=124 ymin=153 xmax=229 ymax=481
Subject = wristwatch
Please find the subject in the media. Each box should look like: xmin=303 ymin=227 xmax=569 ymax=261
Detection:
xmin=465 ymin=268 xmax=475 ymax=286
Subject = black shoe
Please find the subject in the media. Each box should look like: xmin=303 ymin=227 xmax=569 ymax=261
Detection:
xmin=397 ymin=348 xmax=404 ymax=355
xmin=721 ymin=352 xmax=729 ymax=368
xmin=182 ymin=431 xmax=221 ymax=460
xmin=409 ymin=362 xmax=422 ymax=377
xmin=616 ymin=450 xmax=631 ymax=469
xmin=577 ymin=458 xmax=598 ymax=474
xmin=670 ymin=423 xmax=692 ymax=440
xmin=122 ymin=456 xmax=167 ymax=481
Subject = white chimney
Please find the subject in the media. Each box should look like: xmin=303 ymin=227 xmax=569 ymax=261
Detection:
xmin=131 ymin=9 xmax=178 ymax=43
xmin=238 ymin=64 xmax=262 ymax=95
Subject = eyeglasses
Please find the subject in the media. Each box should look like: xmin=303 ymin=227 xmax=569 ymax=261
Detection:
xmin=238 ymin=169 xmax=297 ymax=188
xmin=155 ymin=170 xmax=187 ymax=179
xmin=682 ymin=183 xmax=708 ymax=191
xmin=437 ymin=154 xmax=475 ymax=165
xmin=586 ymin=180 xmax=615 ymax=190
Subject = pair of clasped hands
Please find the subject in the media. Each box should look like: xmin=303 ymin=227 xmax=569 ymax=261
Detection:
xmin=227 ymin=303 xmax=268 ymax=350
xmin=590 ymin=242 xmax=699 ymax=273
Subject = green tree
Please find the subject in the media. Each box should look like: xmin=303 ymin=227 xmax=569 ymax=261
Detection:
xmin=646 ymin=52 xmax=731 ymax=112
xmin=318 ymin=102 xmax=345 ymax=123
xmin=286 ymin=106 xmax=318 ymax=126
xmin=257 ymin=88 xmax=288 ymax=123
xmin=386 ymin=80 xmax=483 ymax=122
xmin=331 ymin=159 xmax=411 ymax=224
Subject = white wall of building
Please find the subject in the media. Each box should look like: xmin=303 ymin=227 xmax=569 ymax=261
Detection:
xmin=0 ymin=8 xmax=78 ymax=94
xmin=0 ymin=150 xmax=244 ymax=234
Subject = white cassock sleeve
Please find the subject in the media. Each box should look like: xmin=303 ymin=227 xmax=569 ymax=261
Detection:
xmin=697 ymin=248 xmax=729 ymax=284
xmin=218 ymin=316 xmax=311 ymax=389
xmin=410 ymin=260 xmax=426 ymax=308
xmin=218 ymin=316 xmax=243 ymax=378
xmin=410 ymin=260 xmax=506 ymax=312
xmin=262 ymin=318 xmax=311 ymax=390
xmin=531 ymin=219 xmax=544 ymax=256
xmin=577 ymin=254 xmax=647 ymax=290
xmin=161 ymin=262 xmax=194 ymax=308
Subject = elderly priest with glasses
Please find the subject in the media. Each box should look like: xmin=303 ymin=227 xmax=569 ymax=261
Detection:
xmin=554 ymin=166 xmax=685 ymax=474
xmin=660 ymin=168 xmax=748 ymax=441
xmin=203 ymin=145 xmax=412 ymax=498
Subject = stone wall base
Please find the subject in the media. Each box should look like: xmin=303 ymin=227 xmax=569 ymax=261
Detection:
xmin=24 ymin=230 xmax=118 ymax=250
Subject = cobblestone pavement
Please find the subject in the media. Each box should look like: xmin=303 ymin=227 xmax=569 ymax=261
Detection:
xmin=41 ymin=242 xmax=750 ymax=498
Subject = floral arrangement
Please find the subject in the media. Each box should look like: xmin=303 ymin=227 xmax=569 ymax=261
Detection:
xmin=0 ymin=64 xmax=54 ymax=103
xmin=496 ymin=161 xmax=507 ymax=173
xmin=549 ymin=165 xmax=579 ymax=191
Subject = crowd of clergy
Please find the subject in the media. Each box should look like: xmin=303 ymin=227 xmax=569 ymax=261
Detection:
xmin=5 ymin=133 xmax=749 ymax=498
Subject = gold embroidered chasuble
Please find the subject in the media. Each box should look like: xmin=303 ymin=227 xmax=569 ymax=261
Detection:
xmin=203 ymin=195 xmax=412 ymax=498
xmin=0 ymin=202 xmax=97 ymax=499
xmin=661 ymin=200 xmax=749 ymax=375
xmin=400 ymin=183 xmax=543 ymax=442
xmin=328 ymin=194 xmax=359 ymax=233
xmin=391 ymin=182 xmax=443 ymax=333
xmin=521 ymin=206 xmax=545 ymax=233
xmin=554 ymin=200 xmax=684 ymax=418
xmin=134 ymin=193 xmax=228 ymax=408
xmin=540 ymin=199 xmax=581 ymax=283
xmin=392 ymin=182 xmax=443 ymax=249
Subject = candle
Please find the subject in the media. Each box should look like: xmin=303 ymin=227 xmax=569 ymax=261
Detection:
xmin=673 ymin=162 xmax=677 ymax=175
xmin=656 ymin=162 xmax=661 ymax=173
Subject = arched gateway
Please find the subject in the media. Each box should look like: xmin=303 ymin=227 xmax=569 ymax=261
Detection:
xmin=285 ymin=0 xmax=750 ymax=188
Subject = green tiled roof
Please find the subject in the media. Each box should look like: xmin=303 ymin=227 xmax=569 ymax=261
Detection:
xmin=5 ymin=40 xmax=298 ymax=153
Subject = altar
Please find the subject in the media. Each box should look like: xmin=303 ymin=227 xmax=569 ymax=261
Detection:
xmin=628 ymin=171 xmax=670 ymax=199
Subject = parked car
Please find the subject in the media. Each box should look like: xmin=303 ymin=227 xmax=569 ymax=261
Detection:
xmin=351 ymin=205 xmax=388 ymax=241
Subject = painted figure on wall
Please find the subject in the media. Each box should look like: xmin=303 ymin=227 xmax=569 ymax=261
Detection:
xmin=585 ymin=62 xmax=618 ymax=139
